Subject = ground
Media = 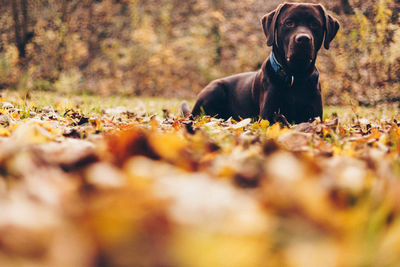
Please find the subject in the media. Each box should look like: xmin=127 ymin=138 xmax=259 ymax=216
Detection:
xmin=0 ymin=90 xmax=399 ymax=267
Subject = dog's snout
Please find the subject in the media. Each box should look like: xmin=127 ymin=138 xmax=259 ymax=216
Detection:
xmin=295 ymin=33 xmax=311 ymax=45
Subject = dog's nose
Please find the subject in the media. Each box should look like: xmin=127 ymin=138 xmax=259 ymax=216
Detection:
xmin=295 ymin=34 xmax=311 ymax=44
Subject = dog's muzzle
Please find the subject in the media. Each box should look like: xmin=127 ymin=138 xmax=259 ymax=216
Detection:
xmin=287 ymin=33 xmax=314 ymax=65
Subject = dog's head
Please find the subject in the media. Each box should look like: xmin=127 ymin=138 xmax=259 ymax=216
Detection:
xmin=261 ymin=3 xmax=339 ymax=74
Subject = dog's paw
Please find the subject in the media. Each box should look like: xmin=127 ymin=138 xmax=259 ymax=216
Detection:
xmin=180 ymin=101 xmax=191 ymax=118
xmin=273 ymin=112 xmax=291 ymax=127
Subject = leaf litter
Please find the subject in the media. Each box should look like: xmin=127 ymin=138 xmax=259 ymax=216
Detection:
xmin=0 ymin=92 xmax=399 ymax=267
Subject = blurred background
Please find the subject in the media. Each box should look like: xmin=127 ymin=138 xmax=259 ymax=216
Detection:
xmin=0 ymin=0 xmax=399 ymax=105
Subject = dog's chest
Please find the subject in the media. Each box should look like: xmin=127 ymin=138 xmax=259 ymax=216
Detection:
xmin=279 ymin=86 xmax=318 ymax=122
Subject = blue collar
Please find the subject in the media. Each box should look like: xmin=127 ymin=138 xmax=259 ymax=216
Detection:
xmin=268 ymin=51 xmax=319 ymax=88
xmin=269 ymin=52 xmax=294 ymax=87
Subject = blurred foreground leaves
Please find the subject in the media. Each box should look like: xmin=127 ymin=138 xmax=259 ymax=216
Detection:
xmin=0 ymin=93 xmax=399 ymax=267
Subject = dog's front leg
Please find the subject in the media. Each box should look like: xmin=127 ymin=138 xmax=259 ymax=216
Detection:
xmin=259 ymin=90 xmax=279 ymax=123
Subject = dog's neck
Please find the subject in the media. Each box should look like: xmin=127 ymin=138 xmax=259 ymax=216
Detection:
xmin=268 ymin=51 xmax=319 ymax=88
xmin=269 ymin=51 xmax=294 ymax=87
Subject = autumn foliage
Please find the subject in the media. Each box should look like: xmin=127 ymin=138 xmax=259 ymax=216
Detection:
xmin=0 ymin=0 xmax=399 ymax=104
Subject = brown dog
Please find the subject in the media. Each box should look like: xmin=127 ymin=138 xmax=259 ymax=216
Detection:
xmin=182 ymin=2 xmax=339 ymax=124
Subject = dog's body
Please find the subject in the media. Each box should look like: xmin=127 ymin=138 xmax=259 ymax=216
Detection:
xmin=184 ymin=3 xmax=339 ymax=124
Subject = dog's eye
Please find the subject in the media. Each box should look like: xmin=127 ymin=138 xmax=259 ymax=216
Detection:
xmin=285 ymin=20 xmax=295 ymax=27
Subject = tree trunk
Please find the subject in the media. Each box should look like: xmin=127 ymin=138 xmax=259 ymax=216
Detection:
xmin=21 ymin=0 xmax=28 ymax=41
xmin=340 ymin=0 xmax=354 ymax=15
xmin=56 ymin=0 xmax=69 ymax=73
xmin=212 ymin=0 xmax=222 ymax=65
xmin=11 ymin=0 xmax=23 ymax=58
xmin=11 ymin=0 xmax=30 ymax=59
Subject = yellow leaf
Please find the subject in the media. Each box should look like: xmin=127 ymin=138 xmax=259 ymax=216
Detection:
xmin=216 ymin=165 xmax=236 ymax=178
xmin=11 ymin=112 xmax=20 ymax=120
xmin=368 ymin=128 xmax=381 ymax=140
xmin=0 ymin=127 xmax=11 ymax=137
xmin=11 ymin=122 xmax=54 ymax=144
xmin=259 ymin=119 xmax=270 ymax=130
xmin=333 ymin=145 xmax=342 ymax=156
xmin=322 ymin=127 xmax=329 ymax=138
xmin=395 ymin=125 xmax=400 ymax=136
xmin=149 ymin=132 xmax=190 ymax=169
xmin=150 ymin=116 xmax=159 ymax=130
xmin=266 ymin=123 xmax=288 ymax=139
xmin=171 ymin=228 xmax=269 ymax=267
xmin=343 ymin=147 xmax=356 ymax=157
xmin=252 ymin=119 xmax=270 ymax=130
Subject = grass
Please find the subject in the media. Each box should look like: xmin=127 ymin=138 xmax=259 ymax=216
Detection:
xmin=2 ymin=89 xmax=398 ymax=123
xmin=1 ymin=90 xmax=189 ymax=116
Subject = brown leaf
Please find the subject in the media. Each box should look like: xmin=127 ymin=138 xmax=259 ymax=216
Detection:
xmin=277 ymin=131 xmax=313 ymax=152
xmin=106 ymin=127 xmax=160 ymax=166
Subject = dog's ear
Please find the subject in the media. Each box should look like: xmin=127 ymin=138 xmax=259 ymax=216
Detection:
xmin=317 ymin=4 xmax=340 ymax=49
xmin=261 ymin=3 xmax=290 ymax=47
